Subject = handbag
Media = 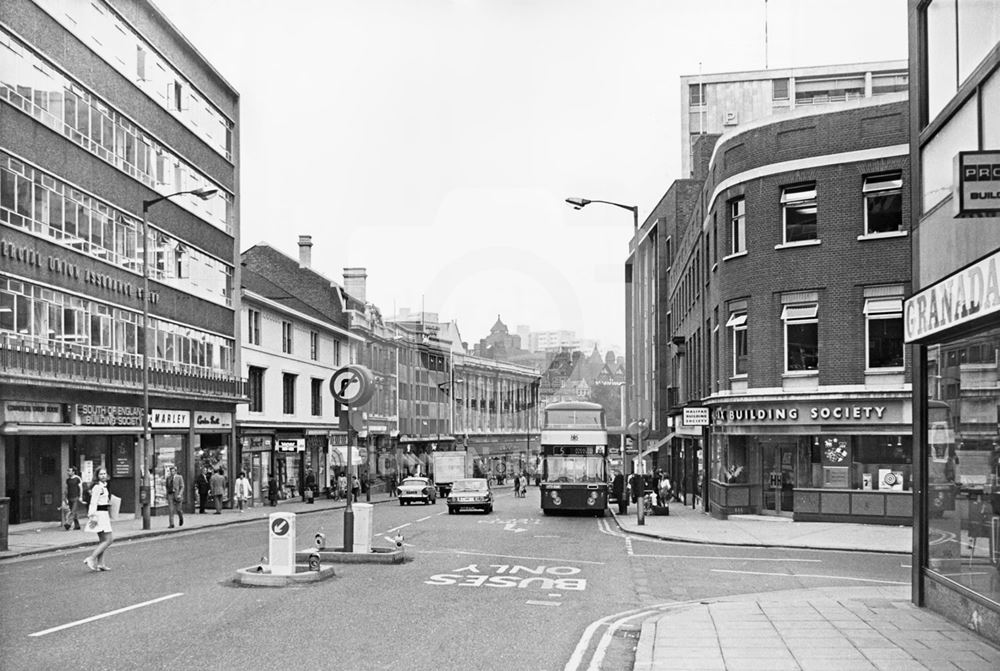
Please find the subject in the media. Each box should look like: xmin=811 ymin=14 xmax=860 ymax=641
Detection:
xmin=84 ymin=518 xmax=100 ymax=533
xmin=109 ymin=494 xmax=122 ymax=521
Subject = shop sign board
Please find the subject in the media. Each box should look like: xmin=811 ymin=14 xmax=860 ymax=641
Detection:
xmin=683 ymin=407 xmax=710 ymax=426
xmin=113 ymin=442 xmax=132 ymax=478
xmin=904 ymin=247 xmax=1000 ymax=343
xmin=954 ymin=151 xmax=1000 ymax=217
xmin=276 ymin=438 xmax=305 ymax=452
xmin=193 ymin=411 xmax=232 ymax=429
xmin=3 ymin=401 xmax=63 ymax=424
xmin=75 ymin=404 xmax=142 ymax=427
xmin=713 ymin=400 xmax=910 ymax=426
xmin=150 ymin=409 xmax=190 ymax=429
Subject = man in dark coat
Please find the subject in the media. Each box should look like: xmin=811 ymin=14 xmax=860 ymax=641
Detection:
xmin=195 ymin=467 xmax=210 ymax=514
xmin=611 ymin=471 xmax=627 ymax=514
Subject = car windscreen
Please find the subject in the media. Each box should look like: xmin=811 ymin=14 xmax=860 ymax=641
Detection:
xmin=451 ymin=481 xmax=487 ymax=492
xmin=401 ymin=479 xmax=426 ymax=487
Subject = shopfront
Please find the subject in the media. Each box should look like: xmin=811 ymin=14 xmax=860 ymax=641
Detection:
xmin=707 ymin=397 xmax=912 ymax=523
xmin=239 ymin=433 xmax=272 ymax=506
xmin=906 ymin=249 xmax=1000 ymax=642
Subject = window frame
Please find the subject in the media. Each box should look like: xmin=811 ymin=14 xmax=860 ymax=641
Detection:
xmin=248 ymin=366 xmax=264 ymax=413
xmin=311 ymin=377 xmax=323 ymax=416
xmin=726 ymin=311 xmax=748 ymax=377
xmin=310 ymin=330 xmax=319 ymax=361
xmin=282 ymin=372 xmax=296 ymax=415
xmin=729 ymin=197 xmax=746 ymax=255
xmin=781 ymin=183 xmax=818 ymax=244
xmin=782 ymin=303 xmax=819 ymax=373
xmin=247 ymin=308 xmax=260 ymax=345
xmin=862 ymin=172 xmax=904 ymax=236
xmin=281 ymin=320 xmax=293 ymax=354
xmin=864 ymin=298 xmax=904 ymax=370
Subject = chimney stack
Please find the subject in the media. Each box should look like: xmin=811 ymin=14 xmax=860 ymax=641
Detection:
xmin=298 ymin=235 xmax=313 ymax=268
xmin=343 ymin=267 xmax=367 ymax=303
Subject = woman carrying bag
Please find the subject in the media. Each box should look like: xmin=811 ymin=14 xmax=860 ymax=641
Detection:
xmin=84 ymin=467 xmax=118 ymax=572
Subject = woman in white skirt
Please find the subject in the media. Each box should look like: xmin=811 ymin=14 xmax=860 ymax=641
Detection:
xmin=84 ymin=467 xmax=114 ymax=571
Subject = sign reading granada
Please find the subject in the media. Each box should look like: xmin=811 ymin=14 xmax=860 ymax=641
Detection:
xmin=905 ymin=248 xmax=1000 ymax=343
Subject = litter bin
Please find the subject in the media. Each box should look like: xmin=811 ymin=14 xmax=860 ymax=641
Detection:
xmin=0 ymin=497 xmax=9 ymax=552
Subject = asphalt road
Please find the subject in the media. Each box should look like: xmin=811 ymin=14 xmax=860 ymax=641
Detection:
xmin=0 ymin=490 xmax=910 ymax=671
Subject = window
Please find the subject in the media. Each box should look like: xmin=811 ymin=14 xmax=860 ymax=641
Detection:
xmin=865 ymin=298 xmax=904 ymax=369
xmin=310 ymin=331 xmax=318 ymax=361
xmin=772 ymin=78 xmax=789 ymax=101
xmin=282 ymin=373 xmax=296 ymax=414
xmin=281 ymin=321 xmax=292 ymax=354
xmin=782 ymin=303 xmax=818 ymax=372
xmin=726 ymin=312 xmax=748 ymax=376
xmin=781 ymin=184 xmax=817 ymax=243
xmin=689 ymin=83 xmax=704 ymax=106
xmin=247 ymin=309 xmax=260 ymax=345
xmin=863 ymin=172 xmax=903 ymax=234
xmin=333 ymin=339 xmax=341 ymax=366
xmin=248 ymin=366 xmax=264 ymax=413
xmin=729 ymin=197 xmax=746 ymax=254
xmin=311 ymin=378 xmax=323 ymax=416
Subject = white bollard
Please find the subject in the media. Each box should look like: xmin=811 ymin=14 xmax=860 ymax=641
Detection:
xmin=352 ymin=503 xmax=373 ymax=553
xmin=268 ymin=512 xmax=296 ymax=576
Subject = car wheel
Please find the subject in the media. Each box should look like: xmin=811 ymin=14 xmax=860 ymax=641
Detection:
xmin=448 ymin=507 xmax=455 ymax=514
xmin=485 ymin=505 xmax=493 ymax=514
xmin=399 ymin=500 xmax=405 ymax=506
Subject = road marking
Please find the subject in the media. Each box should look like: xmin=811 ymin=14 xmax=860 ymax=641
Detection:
xmin=901 ymin=563 xmax=912 ymax=568
xmin=504 ymin=522 xmax=527 ymax=533
xmin=632 ymin=553 xmax=821 ymax=563
xmin=420 ymin=549 xmax=605 ymax=565
xmin=417 ymin=515 xmax=433 ymax=522
xmin=534 ymin=534 xmax=561 ymax=538
xmin=384 ymin=523 xmax=411 ymax=533
xmin=381 ymin=535 xmax=414 ymax=547
xmin=30 ymin=593 xmax=184 ymax=637
xmin=526 ymin=600 xmax=561 ymax=607
xmin=625 ymin=537 xmax=634 ymax=557
xmin=709 ymin=569 xmax=908 ymax=585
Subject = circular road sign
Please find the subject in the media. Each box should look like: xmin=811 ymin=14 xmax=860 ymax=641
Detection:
xmin=627 ymin=420 xmax=650 ymax=440
xmin=330 ymin=365 xmax=375 ymax=406
xmin=270 ymin=517 xmax=290 ymax=537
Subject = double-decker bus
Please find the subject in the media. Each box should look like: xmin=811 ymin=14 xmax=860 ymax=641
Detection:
xmin=539 ymin=401 xmax=608 ymax=516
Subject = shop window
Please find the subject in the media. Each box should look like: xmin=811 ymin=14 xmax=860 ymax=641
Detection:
xmin=862 ymin=172 xmax=903 ymax=235
xmin=726 ymin=311 xmax=748 ymax=377
xmin=864 ymin=298 xmax=904 ymax=369
xmin=780 ymin=183 xmax=817 ymax=243
xmin=782 ymin=303 xmax=818 ymax=372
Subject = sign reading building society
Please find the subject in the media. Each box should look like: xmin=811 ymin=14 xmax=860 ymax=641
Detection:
xmin=904 ymin=247 xmax=1000 ymax=343
xmin=683 ymin=407 xmax=710 ymax=426
xmin=425 ymin=564 xmax=586 ymax=590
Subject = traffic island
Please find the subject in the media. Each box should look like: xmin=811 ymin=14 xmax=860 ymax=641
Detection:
xmin=233 ymin=562 xmax=337 ymax=587
xmin=297 ymin=546 xmax=405 ymax=564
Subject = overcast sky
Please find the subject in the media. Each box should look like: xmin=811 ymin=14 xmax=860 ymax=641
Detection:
xmin=154 ymin=0 xmax=908 ymax=353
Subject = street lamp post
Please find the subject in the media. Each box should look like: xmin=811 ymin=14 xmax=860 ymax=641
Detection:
xmin=140 ymin=187 xmax=218 ymax=530
xmin=565 ymin=197 xmax=638 ymax=231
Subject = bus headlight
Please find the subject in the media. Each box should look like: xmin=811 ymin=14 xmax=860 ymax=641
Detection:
xmin=550 ymin=492 xmax=561 ymax=505
xmin=587 ymin=492 xmax=597 ymax=506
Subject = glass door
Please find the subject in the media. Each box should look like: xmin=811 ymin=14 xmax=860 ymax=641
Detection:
xmin=761 ymin=442 xmax=796 ymax=515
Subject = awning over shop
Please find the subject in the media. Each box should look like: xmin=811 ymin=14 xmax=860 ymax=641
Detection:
xmin=642 ymin=432 xmax=676 ymax=458
xmin=329 ymin=445 xmax=363 ymax=466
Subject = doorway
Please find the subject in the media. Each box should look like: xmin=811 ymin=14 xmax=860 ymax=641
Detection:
xmin=761 ymin=441 xmax=796 ymax=515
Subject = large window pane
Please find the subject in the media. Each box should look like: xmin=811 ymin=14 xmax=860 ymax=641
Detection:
xmin=786 ymin=322 xmax=818 ymax=371
xmin=958 ymin=0 xmax=1000 ymax=85
xmin=921 ymin=96 xmax=978 ymax=213
xmin=926 ymin=0 xmax=958 ymax=123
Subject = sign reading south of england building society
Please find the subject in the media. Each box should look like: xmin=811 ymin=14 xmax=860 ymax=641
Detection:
xmin=904 ymin=247 xmax=1000 ymax=343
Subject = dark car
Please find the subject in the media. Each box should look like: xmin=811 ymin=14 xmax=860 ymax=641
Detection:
xmin=447 ymin=478 xmax=493 ymax=514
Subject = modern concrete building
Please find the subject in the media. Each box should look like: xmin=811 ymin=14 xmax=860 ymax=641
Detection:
xmin=0 ymin=0 xmax=242 ymax=522
xmin=905 ymin=0 xmax=1000 ymax=645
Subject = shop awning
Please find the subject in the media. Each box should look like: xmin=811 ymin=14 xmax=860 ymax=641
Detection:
xmin=642 ymin=432 xmax=676 ymax=457
xmin=329 ymin=445 xmax=363 ymax=466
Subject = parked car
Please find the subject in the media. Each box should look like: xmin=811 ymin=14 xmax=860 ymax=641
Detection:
xmin=447 ymin=478 xmax=493 ymax=514
xmin=397 ymin=476 xmax=436 ymax=505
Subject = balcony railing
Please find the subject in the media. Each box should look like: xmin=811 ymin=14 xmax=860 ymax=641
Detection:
xmin=1 ymin=335 xmax=247 ymax=403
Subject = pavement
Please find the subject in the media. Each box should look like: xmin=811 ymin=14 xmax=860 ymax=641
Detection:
xmin=612 ymin=498 xmax=1000 ymax=671
xmin=3 ymin=490 xmax=998 ymax=670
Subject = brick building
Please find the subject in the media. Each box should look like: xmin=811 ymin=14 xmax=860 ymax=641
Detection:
xmin=628 ymin=68 xmax=914 ymax=524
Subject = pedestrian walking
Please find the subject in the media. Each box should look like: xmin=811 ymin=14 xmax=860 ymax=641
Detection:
xmin=83 ymin=467 xmax=114 ymax=571
xmin=304 ymin=468 xmax=316 ymax=503
xmin=63 ymin=466 xmax=83 ymax=530
xmin=519 ymin=474 xmax=527 ymax=498
xmin=267 ymin=474 xmax=278 ymax=506
xmin=513 ymin=474 xmax=521 ymax=497
xmin=338 ymin=473 xmax=348 ymax=500
xmin=165 ymin=465 xmax=184 ymax=528
xmin=210 ymin=468 xmax=226 ymax=514
xmin=351 ymin=474 xmax=360 ymax=502
xmin=612 ymin=471 xmax=627 ymax=514
xmin=234 ymin=471 xmax=252 ymax=511
xmin=195 ymin=467 xmax=210 ymax=513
